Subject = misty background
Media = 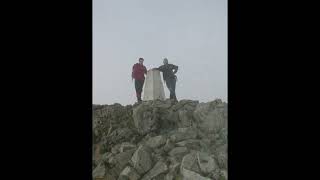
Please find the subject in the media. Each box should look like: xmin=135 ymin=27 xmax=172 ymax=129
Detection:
xmin=93 ymin=0 xmax=227 ymax=105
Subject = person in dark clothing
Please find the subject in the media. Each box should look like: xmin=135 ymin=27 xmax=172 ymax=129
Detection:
xmin=153 ymin=58 xmax=178 ymax=102
xmin=132 ymin=58 xmax=147 ymax=102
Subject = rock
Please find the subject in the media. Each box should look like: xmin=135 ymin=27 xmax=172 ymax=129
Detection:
xmin=141 ymin=160 xmax=168 ymax=180
xmin=145 ymin=135 xmax=166 ymax=148
xmin=168 ymin=147 xmax=189 ymax=157
xmin=131 ymin=146 xmax=153 ymax=174
xmin=163 ymin=139 xmax=175 ymax=152
xmin=177 ymin=108 xmax=195 ymax=128
xmin=220 ymin=169 xmax=228 ymax=180
xmin=181 ymin=168 xmax=211 ymax=180
xmin=93 ymin=162 xmax=105 ymax=179
xmin=175 ymin=139 xmax=201 ymax=151
xmin=164 ymin=162 xmax=180 ymax=180
xmin=180 ymin=152 xmax=201 ymax=174
xmin=169 ymin=128 xmax=197 ymax=143
xmin=108 ymin=149 xmax=136 ymax=171
xmin=120 ymin=142 xmax=136 ymax=153
xmin=133 ymin=104 xmax=159 ymax=135
xmin=193 ymin=100 xmax=227 ymax=133
xmin=118 ymin=166 xmax=140 ymax=180
xmin=196 ymin=152 xmax=217 ymax=175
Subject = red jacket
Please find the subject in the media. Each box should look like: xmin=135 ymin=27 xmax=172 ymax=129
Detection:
xmin=132 ymin=63 xmax=147 ymax=80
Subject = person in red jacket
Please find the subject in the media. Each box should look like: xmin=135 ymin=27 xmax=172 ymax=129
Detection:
xmin=132 ymin=58 xmax=147 ymax=102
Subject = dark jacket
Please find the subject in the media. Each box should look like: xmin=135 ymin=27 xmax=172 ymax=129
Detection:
xmin=156 ymin=64 xmax=178 ymax=81
xmin=132 ymin=63 xmax=147 ymax=80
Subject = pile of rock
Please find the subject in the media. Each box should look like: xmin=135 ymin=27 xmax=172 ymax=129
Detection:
xmin=93 ymin=99 xmax=227 ymax=180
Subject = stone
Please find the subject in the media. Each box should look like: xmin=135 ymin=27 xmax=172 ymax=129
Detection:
xmin=180 ymin=168 xmax=211 ymax=180
xmin=193 ymin=100 xmax=227 ymax=133
xmin=168 ymin=147 xmax=189 ymax=157
xmin=133 ymin=104 xmax=159 ymax=135
xmin=180 ymin=152 xmax=201 ymax=174
xmin=145 ymin=135 xmax=166 ymax=148
xmin=109 ymin=149 xmax=136 ymax=171
xmin=93 ymin=162 xmax=105 ymax=179
xmin=143 ymin=69 xmax=166 ymax=101
xmin=141 ymin=160 xmax=168 ymax=180
xmin=118 ymin=166 xmax=140 ymax=180
xmin=131 ymin=146 xmax=153 ymax=174
xmin=196 ymin=152 xmax=217 ymax=174
xmin=175 ymin=139 xmax=201 ymax=150
xmin=169 ymin=128 xmax=197 ymax=143
xmin=120 ymin=142 xmax=136 ymax=153
xmin=163 ymin=139 xmax=175 ymax=152
xmin=164 ymin=162 xmax=180 ymax=180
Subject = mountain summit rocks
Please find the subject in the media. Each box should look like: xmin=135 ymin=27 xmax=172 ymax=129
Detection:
xmin=93 ymin=99 xmax=227 ymax=180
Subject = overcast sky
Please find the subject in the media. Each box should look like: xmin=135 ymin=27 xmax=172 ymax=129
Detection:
xmin=93 ymin=0 xmax=227 ymax=105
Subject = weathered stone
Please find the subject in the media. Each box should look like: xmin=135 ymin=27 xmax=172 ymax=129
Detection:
xmin=109 ymin=149 xmax=136 ymax=171
xmin=163 ymin=139 xmax=175 ymax=152
xmin=131 ymin=146 xmax=153 ymax=174
xmin=164 ymin=162 xmax=180 ymax=180
xmin=141 ymin=160 xmax=168 ymax=180
xmin=197 ymin=152 xmax=217 ymax=174
xmin=180 ymin=152 xmax=201 ymax=174
xmin=133 ymin=104 xmax=159 ymax=135
xmin=93 ymin=162 xmax=105 ymax=179
xmin=146 ymin=135 xmax=166 ymax=148
xmin=120 ymin=142 xmax=136 ymax=153
xmin=168 ymin=147 xmax=189 ymax=157
xmin=169 ymin=128 xmax=197 ymax=143
xmin=175 ymin=139 xmax=201 ymax=150
xmin=180 ymin=168 xmax=211 ymax=180
xmin=118 ymin=166 xmax=140 ymax=180
xmin=193 ymin=100 xmax=227 ymax=133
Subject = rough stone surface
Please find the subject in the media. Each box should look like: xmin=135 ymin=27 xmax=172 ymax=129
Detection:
xmin=141 ymin=160 xmax=168 ymax=180
xmin=93 ymin=99 xmax=228 ymax=180
xmin=180 ymin=152 xmax=201 ymax=174
xmin=131 ymin=146 xmax=153 ymax=174
xmin=118 ymin=166 xmax=140 ymax=180
xmin=145 ymin=135 xmax=166 ymax=148
xmin=181 ymin=168 xmax=211 ymax=180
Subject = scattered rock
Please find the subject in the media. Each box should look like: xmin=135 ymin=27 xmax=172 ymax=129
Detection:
xmin=93 ymin=99 xmax=227 ymax=180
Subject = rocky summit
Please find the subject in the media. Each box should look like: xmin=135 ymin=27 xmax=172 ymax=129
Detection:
xmin=93 ymin=99 xmax=227 ymax=180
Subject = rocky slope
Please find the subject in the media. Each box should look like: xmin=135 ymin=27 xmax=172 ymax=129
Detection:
xmin=93 ymin=99 xmax=228 ymax=180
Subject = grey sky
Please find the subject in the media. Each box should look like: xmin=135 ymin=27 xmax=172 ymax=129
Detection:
xmin=93 ymin=0 xmax=227 ymax=105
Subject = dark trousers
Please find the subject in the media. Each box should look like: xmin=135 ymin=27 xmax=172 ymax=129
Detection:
xmin=135 ymin=79 xmax=144 ymax=101
xmin=165 ymin=77 xmax=177 ymax=101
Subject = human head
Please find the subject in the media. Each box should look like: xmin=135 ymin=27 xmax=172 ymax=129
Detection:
xmin=163 ymin=58 xmax=168 ymax=65
xmin=139 ymin=58 xmax=144 ymax=64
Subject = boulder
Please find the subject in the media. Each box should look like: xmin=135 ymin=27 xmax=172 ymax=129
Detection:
xmin=131 ymin=146 xmax=153 ymax=174
xmin=133 ymin=104 xmax=159 ymax=135
xmin=145 ymin=135 xmax=166 ymax=148
xmin=180 ymin=168 xmax=211 ymax=180
xmin=118 ymin=166 xmax=140 ymax=180
xmin=141 ymin=160 xmax=168 ymax=180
